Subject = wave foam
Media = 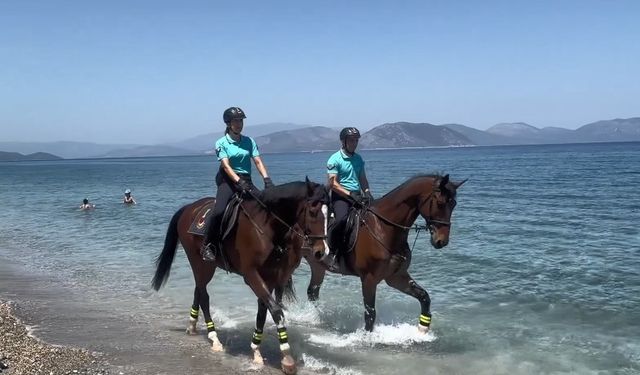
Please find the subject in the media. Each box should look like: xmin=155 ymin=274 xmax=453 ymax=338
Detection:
xmin=308 ymin=323 xmax=437 ymax=348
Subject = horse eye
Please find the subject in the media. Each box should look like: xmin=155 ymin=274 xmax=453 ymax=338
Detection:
xmin=450 ymin=199 xmax=457 ymax=207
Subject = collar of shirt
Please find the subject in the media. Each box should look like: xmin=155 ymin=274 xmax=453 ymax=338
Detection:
xmin=225 ymin=134 xmax=242 ymax=144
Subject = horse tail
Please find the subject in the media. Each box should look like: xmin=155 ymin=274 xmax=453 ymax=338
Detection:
xmin=280 ymin=276 xmax=298 ymax=305
xmin=152 ymin=205 xmax=186 ymax=291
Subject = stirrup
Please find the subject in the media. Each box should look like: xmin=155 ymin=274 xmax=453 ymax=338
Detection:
xmin=201 ymin=243 xmax=217 ymax=262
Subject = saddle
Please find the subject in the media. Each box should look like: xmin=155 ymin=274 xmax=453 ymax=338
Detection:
xmin=329 ymin=206 xmax=365 ymax=255
xmin=187 ymin=195 xmax=243 ymax=242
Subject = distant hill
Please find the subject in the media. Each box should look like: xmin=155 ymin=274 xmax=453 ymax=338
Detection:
xmin=574 ymin=117 xmax=640 ymax=142
xmin=0 ymin=151 xmax=62 ymax=161
xmin=93 ymin=145 xmax=198 ymax=158
xmin=255 ymin=126 xmax=339 ymax=153
xmin=2 ymin=117 xmax=638 ymax=158
xmin=360 ymin=122 xmax=473 ymax=148
xmin=0 ymin=141 xmax=141 ymax=159
xmin=168 ymin=122 xmax=310 ymax=153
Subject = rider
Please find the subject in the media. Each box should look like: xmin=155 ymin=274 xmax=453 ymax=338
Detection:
xmin=325 ymin=127 xmax=373 ymax=264
xmin=201 ymin=107 xmax=274 ymax=262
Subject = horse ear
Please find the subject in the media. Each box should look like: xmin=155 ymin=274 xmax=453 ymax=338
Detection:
xmin=454 ymin=178 xmax=468 ymax=189
xmin=439 ymin=174 xmax=450 ymax=189
xmin=305 ymin=176 xmax=314 ymax=196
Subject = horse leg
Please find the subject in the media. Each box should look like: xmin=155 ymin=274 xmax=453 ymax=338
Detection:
xmin=250 ymin=298 xmax=269 ymax=365
xmin=244 ymin=270 xmax=296 ymax=375
xmin=361 ymin=275 xmax=379 ymax=332
xmin=197 ymin=283 xmax=224 ymax=352
xmin=186 ymin=287 xmax=200 ymax=335
xmin=306 ymin=258 xmax=326 ymax=302
xmin=385 ymin=270 xmax=432 ymax=333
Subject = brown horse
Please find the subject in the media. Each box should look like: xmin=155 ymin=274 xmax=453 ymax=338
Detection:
xmin=304 ymin=174 xmax=465 ymax=332
xmin=152 ymin=179 xmax=329 ymax=374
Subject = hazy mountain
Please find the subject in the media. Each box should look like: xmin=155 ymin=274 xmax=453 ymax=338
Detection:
xmin=443 ymin=123 xmax=512 ymax=145
xmin=486 ymin=122 xmax=578 ymax=144
xmin=0 ymin=151 xmax=62 ymax=161
xmin=574 ymin=117 xmax=640 ymax=142
xmin=0 ymin=141 xmax=141 ymax=159
xmin=168 ymin=122 xmax=310 ymax=152
xmin=93 ymin=145 xmax=198 ymax=158
xmin=255 ymin=126 xmax=339 ymax=153
xmin=2 ymin=118 xmax=638 ymax=159
xmin=360 ymin=122 xmax=473 ymax=148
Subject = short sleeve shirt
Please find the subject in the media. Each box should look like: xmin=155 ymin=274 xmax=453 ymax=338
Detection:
xmin=215 ymin=134 xmax=260 ymax=175
xmin=326 ymin=149 xmax=365 ymax=192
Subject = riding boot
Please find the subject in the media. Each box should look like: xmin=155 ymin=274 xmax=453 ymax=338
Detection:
xmin=324 ymin=224 xmax=343 ymax=270
xmin=201 ymin=215 xmax=221 ymax=262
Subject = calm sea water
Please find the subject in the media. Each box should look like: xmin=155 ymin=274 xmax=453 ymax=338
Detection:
xmin=1 ymin=143 xmax=639 ymax=375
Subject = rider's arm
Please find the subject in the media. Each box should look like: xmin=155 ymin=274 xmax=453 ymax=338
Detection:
xmin=253 ymin=156 xmax=269 ymax=179
xmin=328 ymin=173 xmax=352 ymax=198
xmin=220 ymin=158 xmax=242 ymax=183
xmin=359 ymin=169 xmax=370 ymax=194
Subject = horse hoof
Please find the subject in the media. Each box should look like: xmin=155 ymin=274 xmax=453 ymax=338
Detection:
xmin=418 ymin=325 xmax=430 ymax=334
xmin=186 ymin=326 xmax=198 ymax=335
xmin=211 ymin=342 xmax=224 ymax=352
xmin=252 ymin=351 xmax=264 ymax=366
xmin=281 ymin=355 xmax=296 ymax=375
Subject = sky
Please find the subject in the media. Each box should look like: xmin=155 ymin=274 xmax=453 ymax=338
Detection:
xmin=1 ymin=0 xmax=639 ymax=144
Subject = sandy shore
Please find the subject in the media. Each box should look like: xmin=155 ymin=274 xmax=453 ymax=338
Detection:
xmin=0 ymin=258 xmax=289 ymax=375
xmin=0 ymin=301 xmax=109 ymax=375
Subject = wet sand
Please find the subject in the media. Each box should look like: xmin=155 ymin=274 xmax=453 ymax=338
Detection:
xmin=0 ymin=259 xmax=286 ymax=375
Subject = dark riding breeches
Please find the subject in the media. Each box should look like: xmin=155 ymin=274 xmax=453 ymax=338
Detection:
xmin=205 ymin=170 xmax=251 ymax=246
xmin=329 ymin=193 xmax=352 ymax=251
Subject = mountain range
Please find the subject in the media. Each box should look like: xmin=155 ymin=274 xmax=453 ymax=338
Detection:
xmin=1 ymin=117 xmax=638 ymax=159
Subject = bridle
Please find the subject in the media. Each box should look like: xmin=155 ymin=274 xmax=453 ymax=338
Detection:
xmin=240 ymin=188 xmax=328 ymax=251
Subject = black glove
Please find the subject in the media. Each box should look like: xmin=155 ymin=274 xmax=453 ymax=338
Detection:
xmin=236 ymin=179 xmax=251 ymax=193
xmin=349 ymin=190 xmax=365 ymax=206
xmin=263 ymin=177 xmax=274 ymax=189
xmin=363 ymin=190 xmax=374 ymax=204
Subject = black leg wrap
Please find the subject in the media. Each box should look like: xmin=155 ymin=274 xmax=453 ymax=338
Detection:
xmin=277 ymin=327 xmax=288 ymax=344
xmin=252 ymin=328 xmax=264 ymax=345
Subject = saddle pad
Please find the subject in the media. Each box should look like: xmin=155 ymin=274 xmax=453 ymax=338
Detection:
xmin=187 ymin=201 xmax=215 ymax=236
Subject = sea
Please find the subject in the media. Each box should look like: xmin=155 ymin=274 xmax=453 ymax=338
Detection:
xmin=1 ymin=142 xmax=639 ymax=375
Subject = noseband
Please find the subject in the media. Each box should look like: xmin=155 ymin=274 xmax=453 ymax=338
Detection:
xmin=418 ymin=192 xmax=452 ymax=228
xmin=299 ymin=199 xmax=328 ymax=250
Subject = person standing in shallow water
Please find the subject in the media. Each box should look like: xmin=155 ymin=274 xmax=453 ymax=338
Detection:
xmin=201 ymin=107 xmax=274 ymax=262
xmin=79 ymin=198 xmax=95 ymax=210
xmin=123 ymin=189 xmax=136 ymax=204
xmin=325 ymin=127 xmax=372 ymax=266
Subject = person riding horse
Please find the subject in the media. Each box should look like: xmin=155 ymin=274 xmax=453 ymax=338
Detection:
xmin=325 ymin=127 xmax=373 ymax=266
xmin=201 ymin=107 xmax=274 ymax=262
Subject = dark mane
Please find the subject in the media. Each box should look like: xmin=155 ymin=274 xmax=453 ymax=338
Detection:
xmin=380 ymin=173 xmax=444 ymax=199
xmin=260 ymin=181 xmax=312 ymax=207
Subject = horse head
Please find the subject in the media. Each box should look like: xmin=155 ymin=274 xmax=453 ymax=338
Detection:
xmin=301 ymin=177 xmax=330 ymax=260
xmin=417 ymin=174 xmax=466 ymax=249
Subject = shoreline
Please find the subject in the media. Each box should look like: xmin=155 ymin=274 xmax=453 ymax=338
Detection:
xmin=0 ymin=300 xmax=109 ymax=375
xmin=0 ymin=257 xmax=285 ymax=375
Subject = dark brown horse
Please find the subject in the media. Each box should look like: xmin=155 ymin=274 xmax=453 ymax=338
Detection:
xmin=304 ymin=174 xmax=465 ymax=332
xmin=152 ymin=179 xmax=329 ymax=374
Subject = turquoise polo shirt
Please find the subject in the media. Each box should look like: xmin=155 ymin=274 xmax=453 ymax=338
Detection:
xmin=326 ymin=149 xmax=365 ymax=192
xmin=215 ymin=134 xmax=260 ymax=175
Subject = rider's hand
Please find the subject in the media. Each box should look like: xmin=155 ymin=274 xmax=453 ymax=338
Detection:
xmin=349 ymin=190 xmax=365 ymax=206
xmin=263 ymin=177 xmax=274 ymax=189
xmin=363 ymin=190 xmax=374 ymax=205
xmin=236 ymin=179 xmax=251 ymax=193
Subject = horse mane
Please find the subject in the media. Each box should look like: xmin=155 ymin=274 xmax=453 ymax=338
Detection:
xmin=260 ymin=181 xmax=311 ymax=207
xmin=380 ymin=173 xmax=445 ymax=199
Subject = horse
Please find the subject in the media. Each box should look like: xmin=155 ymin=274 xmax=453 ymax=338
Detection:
xmin=304 ymin=174 xmax=465 ymax=332
xmin=152 ymin=179 xmax=330 ymax=374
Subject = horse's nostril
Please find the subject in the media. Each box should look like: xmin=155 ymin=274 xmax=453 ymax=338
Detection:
xmin=313 ymin=250 xmax=323 ymax=260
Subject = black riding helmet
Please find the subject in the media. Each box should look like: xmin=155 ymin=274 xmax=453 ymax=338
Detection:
xmin=339 ymin=127 xmax=361 ymax=141
xmin=223 ymin=107 xmax=246 ymax=124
